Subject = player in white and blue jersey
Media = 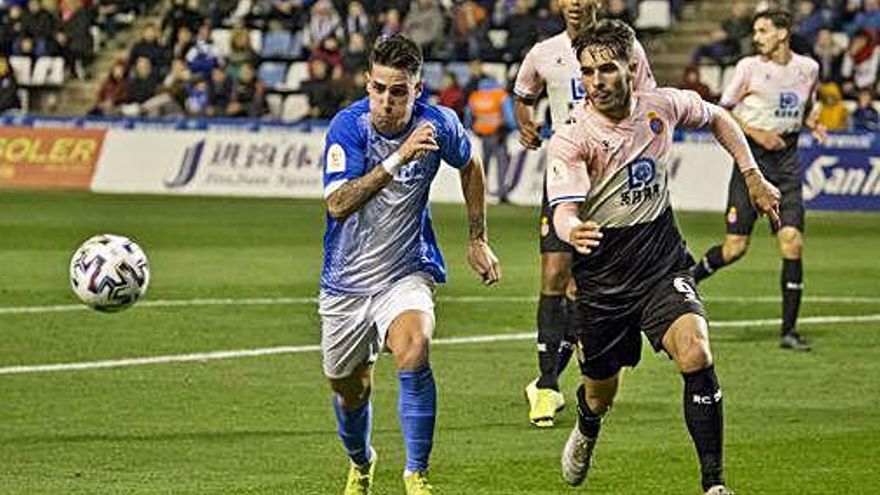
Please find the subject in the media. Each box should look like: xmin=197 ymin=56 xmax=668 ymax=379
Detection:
xmin=318 ymin=35 xmax=501 ymax=495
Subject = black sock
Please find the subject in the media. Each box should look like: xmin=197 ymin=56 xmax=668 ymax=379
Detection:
xmin=693 ymin=245 xmax=726 ymax=283
xmin=576 ymin=384 xmax=603 ymax=438
xmin=683 ymin=366 xmax=724 ymax=491
xmin=781 ymin=259 xmax=803 ymax=336
xmin=556 ymin=297 xmax=577 ymax=376
xmin=536 ymin=295 xmax=566 ymax=390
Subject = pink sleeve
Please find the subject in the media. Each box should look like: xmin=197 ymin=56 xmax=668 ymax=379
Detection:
xmin=633 ymin=40 xmax=657 ymax=91
xmin=661 ymin=88 xmax=713 ymax=129
xmin=719 ymin=59 xmax=751 ymax=108
xmin=546 ymin=126 xmax=590 ymax=206
xmin=513 ymin=48 xmax=544 ymax=101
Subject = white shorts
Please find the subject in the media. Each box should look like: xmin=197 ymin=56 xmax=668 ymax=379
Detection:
xmin=319 ymin=272 xmax=436 ymax=379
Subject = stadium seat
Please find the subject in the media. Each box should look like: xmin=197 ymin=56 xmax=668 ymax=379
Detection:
xmin=283 ymin=61 xmax=309 ymax=91
xmin=228 ymin=0 xmax=252 ymax=23
xmin=698 ymin=64 xmax=723 ymax=95
xmin=636 ymin=0 xmax=672 ymax=31
xmin=261 ymin=31 xmax=295 ymax=58
xmin=9 ymin=56 xmax=31 ymax=85
xmin=445 ymin=61 xmax=471 ymax=87
xmin=266 ymin=93 xmax=283 ymax=118
xmin=258 ymin=62 xmax=288 ymax=89
xmin=488 ymin=29 xmax=509 ymax=50
xmin=282 ymin=93 xmax=309 ymax=122
xmin=481 ymin=62 xmax=507 ymax=84
xmin=211 ymin=28 xmax=232 ymax=57
xmin=250 ymin=30 xmax=263 ymax=54
xmin=31 ymin=57 xmax=64 ymax=86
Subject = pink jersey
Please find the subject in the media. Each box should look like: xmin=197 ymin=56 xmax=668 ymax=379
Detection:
xmin=546 ymin=88 xmax=712 ymax=228
xmin=514 ymin=31 xmax=656 ymax=130
xmin=720 ymin=53 xmax=819 ymax=135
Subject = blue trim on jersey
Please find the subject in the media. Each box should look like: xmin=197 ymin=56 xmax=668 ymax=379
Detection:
xmin=320 ymin=98 xmax=472 ymax=295
xmin=549 ymin=195 xmax=587 ymax=207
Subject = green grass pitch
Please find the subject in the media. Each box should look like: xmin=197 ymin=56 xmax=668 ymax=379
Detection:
xmin=0 ymin=190 xmax=878 ymax=494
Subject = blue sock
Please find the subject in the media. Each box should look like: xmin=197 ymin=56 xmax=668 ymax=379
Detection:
xmin=398 ymin=366 xmax=437 ymax=473
xmin=332 ymin=395 xmax=372 ymax=466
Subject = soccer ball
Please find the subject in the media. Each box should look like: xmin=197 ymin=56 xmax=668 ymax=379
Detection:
xmin=69 ymin=234 xmax=151 ymax=312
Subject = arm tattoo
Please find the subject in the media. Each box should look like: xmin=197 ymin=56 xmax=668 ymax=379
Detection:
xmin=326 ymin=165 xmax=392 ymax=219
xmin=460 ymin=157 xmax=488 ymax=241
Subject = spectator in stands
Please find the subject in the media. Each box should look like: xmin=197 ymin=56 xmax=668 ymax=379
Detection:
xmin=342 ymin=31 xmax=369 ymax=76
xmin=841 ymin=29 xmax=879 ymax=96
xmin=379 ymin=8 xmax=404 ymax=38
xmin=535 ymin=0 xmax=564 ymax=40
xmin=300 ymin=57 xmax=343 ymax=118
xmin=339 ymin=1 xmax=371 ymax=40
xmin=463 ymin=58 xmax=486 ymax=98
xmin=723 ymin=1 xmax=754 ymax=55
xmin=202 ymin=0 xmax=238 ymax=28
xmin=162 ymin=57 xmax=192 ymax=106
xmin=504 ymin=0 xmax=537 ymax=61
xmin=813 ymin=27 xmax=845 ymax=83
xmin=169 ymin=26 xmax=193 ymax=61
xmin=90 ymin=58 xmax=127 ymax=115
xmin=185 ymin=76 xmax=210 ymax=115
xmin=0 ymin=5 xmax=26 ymax=55
xmin=465 ymin=74 xmax=517 ymax=203
xmin=403 ymin=0 xmax=446 ymax=58
xmin=129 ymin=23 xmax=165 ymax=75
xmin=207 ymin=65 xmax=232 ymax=116
xmin=680 ymin=65 xmax=717 ymax=102
xmin=162 ymin=0 xmax=203 ymax=43
xmin=309 ymin=35 xmax=343 ymax=79
xmin=602 ymin=0 xmax=635 ymax=26
xmin=816 ymin=81 xmax=851 ymax=130
xmin=185 ymin=24 xmax=223 ymax=79
xmin=0 ymin=55 xmax=22 ymax=112
xmin=851 ymin=87 xmax=880 ymax=130
xmin=691 ymin=28 xmax=740 ymax=66
xmin=436 ymin=70 xmax=466 ymax=120
xmin=12 ymin=36 xmax=37 ymax=60
xmin=795 ymin=0 xmax=832 ymax=45
xmin=846 ymin=0 xmax=880 ymax=36
xmin=227 ymin=24 xmax=258 ymax=79
xmin=302 ymin=0 xmax=340 ymax=51
xmin=23 ymin=0 xmax=60 ymax=56
xmin=126 ymin=56 xmax=160 ymax=106
xmin=451 ymin=0 xmax=492 ymax=60
xmin=261 ymin=18 xmax=302 ymax=58
xmin=227 ymin=62 xmax=265 ymax=117
xmin=57 ymin=0 xmax=94 ymax=79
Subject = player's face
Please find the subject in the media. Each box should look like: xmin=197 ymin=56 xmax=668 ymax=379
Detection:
xmin=752 ymin=18 xmax=788 ymax=56
xmin=366 ymin=64 xmax=422 ymax=134
xmin=558 ymin=0 xmax=599 ymax=31
xmin=579 ymin=45 xmax=632 ymax=115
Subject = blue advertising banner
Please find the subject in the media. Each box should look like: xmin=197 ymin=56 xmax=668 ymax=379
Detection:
xmin=799 ymin=133 xmax=880 ymax=211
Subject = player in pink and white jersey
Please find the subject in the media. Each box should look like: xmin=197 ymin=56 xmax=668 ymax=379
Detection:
xmin=691 ymin=9 xmax=825 ymax=352
xmin=513 ymin=0 xmax=656 ymax=429
xmin=547 ymin=20 xmax=780 ymax=495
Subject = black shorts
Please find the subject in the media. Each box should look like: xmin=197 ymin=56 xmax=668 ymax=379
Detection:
xmin=572 ymin=270 xmax=706 ymax=380
xmin=540 ymin=181 xmax=575 ymax=254
xmin=726 ymin=135 xmax=804 ymax=235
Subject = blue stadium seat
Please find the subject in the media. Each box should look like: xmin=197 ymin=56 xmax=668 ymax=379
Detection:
xmin=258 ymin=62 xmax=288 ymax=90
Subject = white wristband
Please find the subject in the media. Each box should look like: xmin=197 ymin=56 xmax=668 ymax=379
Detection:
xmin=381 ymin=152 xmax=404 ymax=175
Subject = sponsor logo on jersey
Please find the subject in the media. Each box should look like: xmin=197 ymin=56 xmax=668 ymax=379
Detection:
xmin=775 ymin=92 xmax=801 ymax=119
xmin=622 ymin=157 xmax=661 ymax=206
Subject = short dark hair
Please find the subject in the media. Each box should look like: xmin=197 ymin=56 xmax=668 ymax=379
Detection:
xmin=369 ymin=35 xmax=423 ymax=77
xmin=572 ymin=19 xmax=635 ymax=64
xmin=753 ymin=8 xmax=793 ymax=31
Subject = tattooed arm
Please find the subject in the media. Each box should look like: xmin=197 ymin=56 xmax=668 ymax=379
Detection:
xmin=459 ymin=154 xmax=501 ymax=285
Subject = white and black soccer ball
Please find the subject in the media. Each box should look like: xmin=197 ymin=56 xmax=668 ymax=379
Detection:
xmin=69 ymin=234 xmax=150 ymax=312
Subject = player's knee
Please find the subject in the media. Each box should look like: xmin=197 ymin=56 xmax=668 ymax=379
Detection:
xmin=392 ymin=332 xmax=430 ymax=370
xmin=541 ymin=259 xmax=571 ymax=294
xmin=778 ymin=227 xmax=803 ymax=258
xmin=331 ymin=379 xmax=372 ymax=409
xmin=723 ymin=237 xmax=749 ymax=262
xmin=585 ymin=395 xmax=613 ymax=415
xmin=674 ymin=335 xmax=713 ymax=373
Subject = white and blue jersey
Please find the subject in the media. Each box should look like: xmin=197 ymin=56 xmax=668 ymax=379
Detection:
xmin=321 ymin=98 xmax=473 ymax=295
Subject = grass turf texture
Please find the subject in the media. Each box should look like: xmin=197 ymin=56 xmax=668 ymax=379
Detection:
xmin=1 ymin=190 xmax=878 ymax=494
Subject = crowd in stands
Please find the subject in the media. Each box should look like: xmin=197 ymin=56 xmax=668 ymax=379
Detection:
xmin=685 ymin=0 xmax=880 ymax=131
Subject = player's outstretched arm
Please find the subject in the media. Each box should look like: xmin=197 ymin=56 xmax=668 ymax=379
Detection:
xmin=707 ymin=105 xmax=782 ymax=226
xmin=459 ymin=155 xmax=501 ymax=285
xmin=326 ymin=123 xmax=439 ymax=219
xmin=553 ymin=202 xmax=602 ymax=255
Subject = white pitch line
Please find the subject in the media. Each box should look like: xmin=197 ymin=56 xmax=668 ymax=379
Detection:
xmin=1 ymin=294 xmax=879 ymax=316
xmin=1 ymin=313 xmax=878 ymax=376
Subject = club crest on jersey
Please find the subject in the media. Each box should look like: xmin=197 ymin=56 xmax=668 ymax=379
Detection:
xmin=647 ymin=111 xmax=664 ymax=135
